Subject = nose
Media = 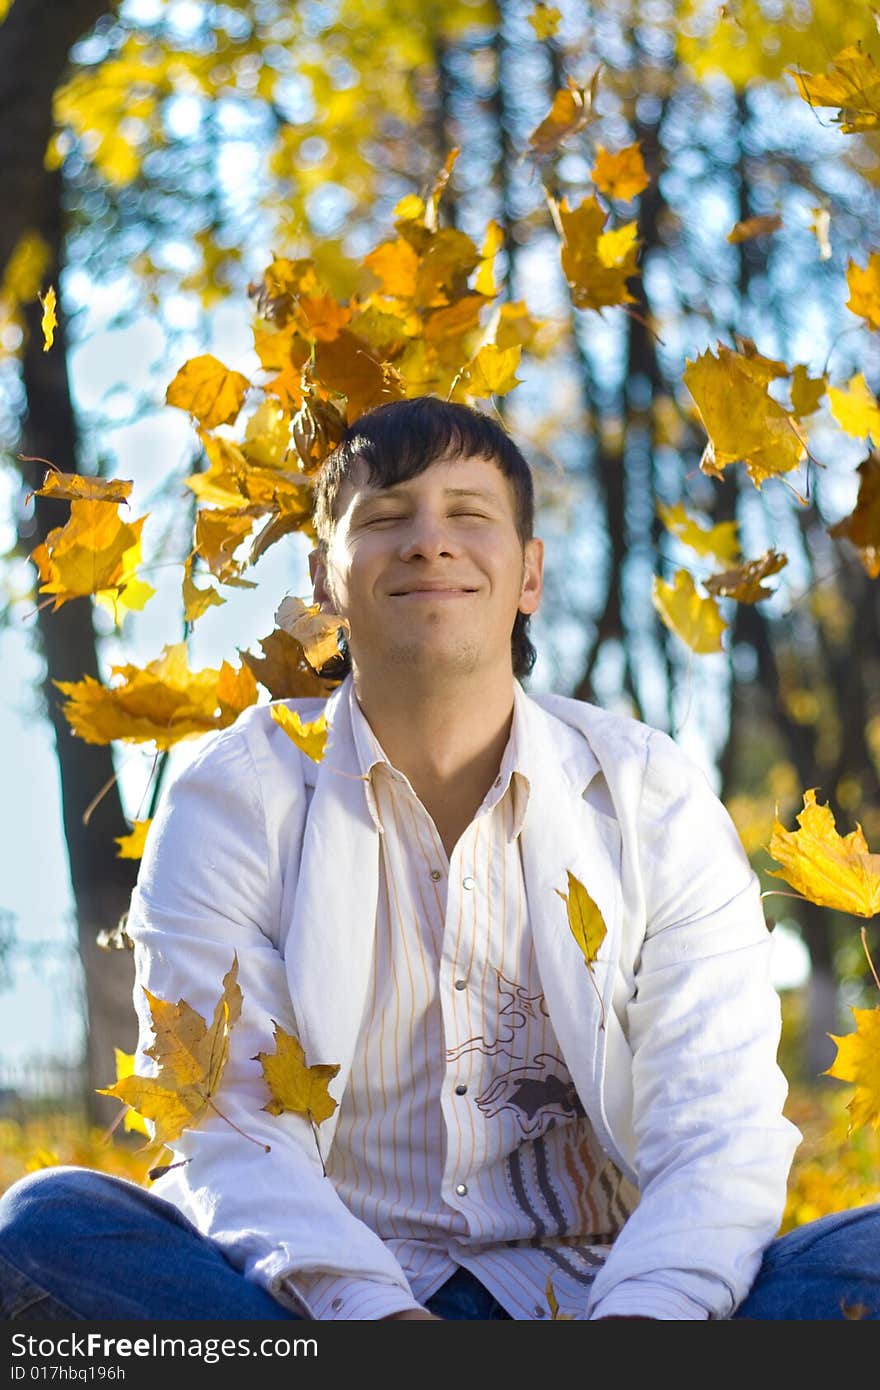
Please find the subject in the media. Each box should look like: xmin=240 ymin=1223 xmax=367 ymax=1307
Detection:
xmin=397 ymin=513 xmax=459 ymax=563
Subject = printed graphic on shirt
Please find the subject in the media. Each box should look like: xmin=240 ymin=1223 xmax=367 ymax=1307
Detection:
xmin=445 ymin=969 xmax=549 ymax=1064
xmin=474 ymin=1052 xmax=584 ymax=1137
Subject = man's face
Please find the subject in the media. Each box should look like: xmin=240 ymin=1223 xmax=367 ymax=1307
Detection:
xmin=310 ymin=451 xmax=543 ymax=682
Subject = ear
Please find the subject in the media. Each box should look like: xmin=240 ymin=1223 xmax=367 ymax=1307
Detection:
xmin=518 ymin=536 xmax=544 ymax=616
xmin=309 ymin=547 xmax=334 ymax=611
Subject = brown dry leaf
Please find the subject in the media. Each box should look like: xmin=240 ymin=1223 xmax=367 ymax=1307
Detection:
xmin=528 ymin=72 xmax=600 ymax=157
xmin=826 ymin=1007 xmax=880 ymax=1133
xmin=591 ymin=142 xmax=650 ymax=202
xmin=555 ymin=194 xmax=640 ymax=313
xmin=683 ymin=342 xmax=807 ymax=488
xmin=846 ymin=253 xmax=880 ymax=331
xmin=313 ymin=330 xmax=405 ymax=422
xmin=253 ymin=1023 xmax=339 ymax=1126
xmin=29 ymin=471 xmax=133 ymax=505
xmin=166 ymin=354 xmax=250 ymax=430
xmin=290 ymin=392 xmax=347 ymax=474
xmin=269 ymin=705 xmax=328 ymax=763
xmin=704 ymin=549 xmax=788 ymax=602
xmin=789 ymin=45 xmax=880 ymax=134
xmin=651 ymin=569 xmax=727 ymax=653
xmin=97 ymin=956 xmax=247 ymax=1150
xmin=275 ymin=595 xmax=349 ymax=670
xmin=828 ymin=451 xmax=880 ymax=578
xmin=54 ymin=642 xmax=258 ymax=749
xmin=726 ymin=214 xmax=783 ymax=243
xmin=240 ymin=628 xmax=341 ymax=699
xmin=766 ymin=788 xmax=880 ymax=918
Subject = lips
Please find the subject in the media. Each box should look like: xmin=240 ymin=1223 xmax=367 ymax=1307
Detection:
xmin=390 ymin=583 xmax=478 ymax=596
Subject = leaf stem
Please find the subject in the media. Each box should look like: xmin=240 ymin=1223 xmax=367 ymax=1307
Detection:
xmin=206 ymin=1097 xmax=271 ymax=1152
xmin=860 ymin=927 xmax=880 ymax=995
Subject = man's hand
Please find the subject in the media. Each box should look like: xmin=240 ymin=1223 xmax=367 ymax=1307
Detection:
xmin=382 ymin=1309 xmax=442 ymax=1320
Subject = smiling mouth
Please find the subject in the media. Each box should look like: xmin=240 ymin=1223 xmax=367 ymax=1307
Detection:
xmin=391 ymin=588 xmax=477 ymax=597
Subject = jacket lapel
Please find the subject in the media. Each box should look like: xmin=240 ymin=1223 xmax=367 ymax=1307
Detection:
xmin=283 ymin=678 xmax=380 ymax=1123
xmin=519 ymin=697 xmax=623 ymax=1120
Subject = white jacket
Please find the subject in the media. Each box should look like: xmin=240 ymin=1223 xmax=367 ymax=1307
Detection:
xmin=126 ymin=675 xmax=801 ymax=1319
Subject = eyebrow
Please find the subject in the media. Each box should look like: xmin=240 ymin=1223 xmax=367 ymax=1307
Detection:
xmin=352 ymin=486 xmax=501 ymax=510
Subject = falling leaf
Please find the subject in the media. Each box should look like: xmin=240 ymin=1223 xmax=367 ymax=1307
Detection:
xmin=528 ymin=72 xmax=600 ymax=157
xmin=657 ymin=501 xmax=740 ymax=567
xmin=592 ymin=143 xmax=650 ymax=202
xmin=114 ymin=819 xmax=152 ymax=860
xmin=789 ymin=45 xmax=880 ymax=134
xmin=54 ymin=642 xmax=258 ymax=749
xmin=766 ymin=789 xmax=880 ymax=918
xmin=846 ymin=253 xmax=880 ymax=331
xmin=97 ymin=957 xmax=252 ymax=1150
xmin=194 ymin=507 xmax=259 ymax=584
xmin=313 ymin=330 xmax=405 ymax=422
xmin=790 ymin=364 xmax=827 ymax=418
xmin=275 ymin=595 xmax=349 ymax=670
xmin=166 ymin=354 xmax=251 ymax=430
xmin=828 ymin=372 xmax=880 ymax=441
xmin=30 ymin=501 xmax=151 ymax=611
xmin=528 ymin=3 xmax=562 ymax=40
xmin=39 ymin=286 xmax=57 ymax=351
xmin=726 ymin=214 xmax=783 ymax=243
xmin=253 ymin=1022 xmax=339 ymax=1125
xmin=240 ymin=628 xmax=339 ymax=699
xmin=555 ymin=194 xmax=640 ymax=313
xmin=704 ymin=549 xmax=787 ymax=602
xmin=809 ymin=207 xmax=832 ymax=261
xmin=683 ymin=342 xmax=807 ymax=488
xmin=474 ymin=220 xmax=505 ymax=298
xmin=554 ymin=869 xmax=607 ymax=970
xmin=459 ymin=343 xmax=522 ymax=399
xmin=826 ymin=1007 xmax=880 ymax=1133
xmin=651 ymin=569 xmax=727 ymax=653
xmin=111 ymin=1049 xmax=151 ymax=1137
xmin=29 ymin=471 xmax=133 ymax=505
xmin=182 ymin=555 xmax=226 ymax=623
xmin=828 ymin=451 xmax=880 ymax=578
xmin=270 ymin=705 xmax=328 ymax=762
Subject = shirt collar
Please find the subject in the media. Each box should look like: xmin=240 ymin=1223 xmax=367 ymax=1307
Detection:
xmin=347 ymin=679 xmax=532 ymax=842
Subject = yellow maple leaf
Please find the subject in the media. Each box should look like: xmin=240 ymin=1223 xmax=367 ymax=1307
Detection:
xmin=270 ymin=705 xmax=328 ymax=762
xmin=766 ymin=789 xmax=880 ymax=918
xmin=194 ymin=507 xmax=259 ymax=584
xmin=651 ymin=569 xmax=727 ymax=653
xmin=528 ymin=72 xmax=600 ymax=156
xmin=828 ymin=373 xmax=880 ymax=442
xmin=683 ymin=342 xmax=807 ymax=488
xmin=253 ymin=1022 xmax=339 ymax=1126
xmin=30 ymin=501 xmax=150 ymax=611
xmin=704 ymin=549 xmax=787 ymax=603
xmin=29 ymin=471 xmax=133 ymax=504
xmin=165 ymin=354 xmax=250 ymax=430
xmin=555 ymin=194 xmax=640 ymax=313
xmin=657 ymin=501 xmax=740 ymax=567
xmin=528 ymin=3 xmax=562 ymax=40
xmin=846 ymin=253 xmax=880 ymax=331
xmin=554 ymin=869 xmax=607 ymax=970
xmin=182 ymin=555 xmax=226 ymax=624
xmin=726 ymin=214 xmax=783 ymax=244
xmin=111 ymin=1048 xmax=151 ymax=1136
xmin=789 ymin=44 xmax=880 ymax=134
xmin=826 ymin=1007 xmax=880 ymax=1133
xmin=592 ymin=142 xmax=650 ymax=202
xmin=460 ymin=343 xmax=522 ymax=399
xmin=827 ymin=451 xmax=880 ymax=578
xmin=114 ymin=819 xmax=152 ymax=861
xmin=94 ymin=529 xmax=156 ymax=623
xmin=240 ymin=628 xmax=341 ymax=699
xmin=97 ymin=957 xmax=253 ymax=1150
xmin=54 ymin=642 xmax=258 ymax=749
xmin=275 ymin=595 xmax=349 ymax=670
xmin=39 ymin=286 xmax=57 ymax=351
xmin=790 ymin=364 xmax=827 ymax=418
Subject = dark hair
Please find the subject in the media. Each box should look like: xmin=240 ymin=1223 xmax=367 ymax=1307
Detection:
xmin=312 ymin=396 xmax=537 ymax=679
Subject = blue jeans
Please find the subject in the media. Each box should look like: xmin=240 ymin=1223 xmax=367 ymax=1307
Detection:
xmin=0 ymin=1167 xmax=878 ymax=1320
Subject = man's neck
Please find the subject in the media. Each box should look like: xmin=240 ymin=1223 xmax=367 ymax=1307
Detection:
xmin=351 ymin=667 xmax=517 ymax=812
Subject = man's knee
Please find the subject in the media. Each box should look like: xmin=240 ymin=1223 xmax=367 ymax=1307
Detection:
xmin=0 ymin=1167 xmax=130 ymax=1250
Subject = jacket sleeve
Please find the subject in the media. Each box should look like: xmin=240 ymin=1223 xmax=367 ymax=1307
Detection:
xmin=125 ymin=709 xmax=423 ymax=1319
xmin=584 ymin=728 xmax=802 ymax=1320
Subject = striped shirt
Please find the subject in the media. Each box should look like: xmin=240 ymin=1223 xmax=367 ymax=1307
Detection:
xmin=295 ymin=679 xmax=637 ymax=1320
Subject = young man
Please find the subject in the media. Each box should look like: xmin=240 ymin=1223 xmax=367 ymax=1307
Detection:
xmin=1 ymin=396 xmax=878 ymax=1321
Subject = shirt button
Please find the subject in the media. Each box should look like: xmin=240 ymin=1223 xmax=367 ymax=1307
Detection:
xmin=534 ymin=1305 xmax=546 ymax=1318
xmin=430 ymin=869 xmax=442 ymax=881
xmin=455 ymin=1082 xmax=468 ymax=1095
xmin=462 ymin=876 xmax=476 ymax=891
xmin=331 ymin=1297 xmax=343 ymax=1311
xmin=455 ymin=1183 xmax=468 ymax=1196
xmin=454 ymin=978 xmax=467 ymax=991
